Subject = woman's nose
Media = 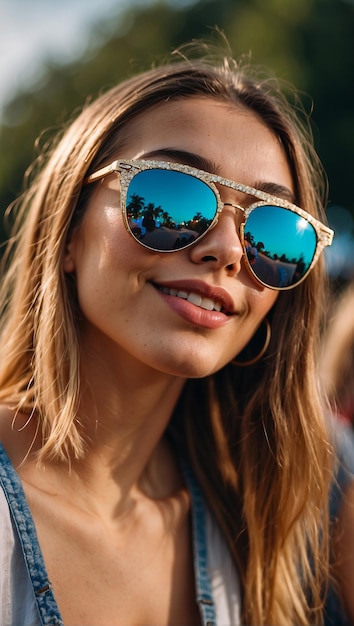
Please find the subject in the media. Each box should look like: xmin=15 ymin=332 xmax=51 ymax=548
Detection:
xmin=188 ymin=208 xmax=244 ymax=275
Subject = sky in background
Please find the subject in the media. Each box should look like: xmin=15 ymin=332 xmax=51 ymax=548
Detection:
xmin=0 ymin=0 xmax=149 ymax=115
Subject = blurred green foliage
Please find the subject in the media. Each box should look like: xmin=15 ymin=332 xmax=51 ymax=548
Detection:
xmin=1 ymin=0 xmax=354 ymax=263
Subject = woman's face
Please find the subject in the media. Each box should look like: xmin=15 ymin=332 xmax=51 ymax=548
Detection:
xmin=65 ymin=98 xmax=294 ymax=379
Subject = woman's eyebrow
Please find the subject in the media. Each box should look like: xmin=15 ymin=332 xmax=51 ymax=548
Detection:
xmin=140 ymin=148 xmax=296 ymax=203
xmin=254 ymin=181 xmax=296 ymax=203
xmin=140 ymin=148 xmax=220 ymax=175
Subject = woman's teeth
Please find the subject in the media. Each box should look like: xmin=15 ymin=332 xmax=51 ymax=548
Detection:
xmin=160 ymin=287 xmax=222 ymax=312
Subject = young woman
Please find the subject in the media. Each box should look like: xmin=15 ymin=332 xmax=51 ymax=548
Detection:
xmin=0 ymin=46 xmax=352 ymax=625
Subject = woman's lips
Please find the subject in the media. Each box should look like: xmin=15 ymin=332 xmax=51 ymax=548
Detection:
xmin=153 ymin=280 xmax=236 ymax=329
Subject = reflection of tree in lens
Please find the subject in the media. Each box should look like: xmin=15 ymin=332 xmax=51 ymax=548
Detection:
xmin=127 ymin=193 xmax=145 ymax=218
xmin=244 ymin=229 xmax=308 ymax=269
xmin=126 ymin=195 xmax=212 ymax=235
xmin=244 ymin=229 xmax=310 ymax=287
xmin=127 ymin=194 xmax=176 ymax=227
xmin=186 ymin=212 xmax=212 ymax=234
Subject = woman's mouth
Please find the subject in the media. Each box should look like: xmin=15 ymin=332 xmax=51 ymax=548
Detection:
xmin=153 ymin=281 xmax=235 ymax=329
xmin=157 ymin=286 xmax=223 ymax=312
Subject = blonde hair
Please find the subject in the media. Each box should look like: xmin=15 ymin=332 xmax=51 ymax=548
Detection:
xmin=0 ymin=48 xmax=333 ymax=624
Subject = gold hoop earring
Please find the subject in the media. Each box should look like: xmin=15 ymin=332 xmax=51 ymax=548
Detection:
xmin=231 ymin=318 xmax=271 ymax=367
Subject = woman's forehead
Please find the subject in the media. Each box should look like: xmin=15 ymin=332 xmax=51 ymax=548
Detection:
xmin=112 ymin=98 xmax=294 ymax=193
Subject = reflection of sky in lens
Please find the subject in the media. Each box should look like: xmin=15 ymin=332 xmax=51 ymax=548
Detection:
xmin=127 ymin=169 xmax=217 ymax=223
xmin=246 ymin=206 xmax=316 ymax=264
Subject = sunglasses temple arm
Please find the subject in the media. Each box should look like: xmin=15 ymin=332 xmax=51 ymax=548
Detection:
xmin=324 ymin=228 xmax=334 ymax=246
xmin=84 ymin=160 xmax=121 ymax=184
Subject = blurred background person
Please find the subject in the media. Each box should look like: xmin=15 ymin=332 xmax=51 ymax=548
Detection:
xmin=321 ymin=282 xmax=354 ymax=430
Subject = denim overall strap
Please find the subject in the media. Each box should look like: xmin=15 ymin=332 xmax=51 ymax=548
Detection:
xmin=0 ymin=444 xmax=63 ymax=625
xmin=180 ymin=459 xmax=217 ymax=626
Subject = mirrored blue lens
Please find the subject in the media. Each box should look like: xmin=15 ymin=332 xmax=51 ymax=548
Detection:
xmin=244 ymin=205 xmax=317 ymax=288
xmin=126 ymin=169 xmax=217 ymax=251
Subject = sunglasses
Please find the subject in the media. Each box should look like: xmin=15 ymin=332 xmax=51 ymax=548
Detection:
xmin=84 ymin=159 xmax=334 ymax=290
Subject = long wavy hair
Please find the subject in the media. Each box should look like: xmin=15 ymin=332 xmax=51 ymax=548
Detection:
xmin=0 ymin=46 xmax=333 ymax=625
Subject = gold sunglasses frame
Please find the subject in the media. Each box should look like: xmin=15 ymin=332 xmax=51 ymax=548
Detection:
xmin=84 ymin=159 xmax=334 ymax=290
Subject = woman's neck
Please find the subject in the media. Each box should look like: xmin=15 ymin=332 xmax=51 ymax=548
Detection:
xmin=15 ymin=366 xmax=186 ymax=519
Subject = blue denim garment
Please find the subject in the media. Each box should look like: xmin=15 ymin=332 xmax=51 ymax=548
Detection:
xmin=1 ymin=425 xmax=353 ymax=626
xmin=0 ymin=444 xmax=63 ymax=625
xmin=180 ymin=457 xmax=217 ymax=626
xmin=0 ymin=443 xmax=218 ymax=626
